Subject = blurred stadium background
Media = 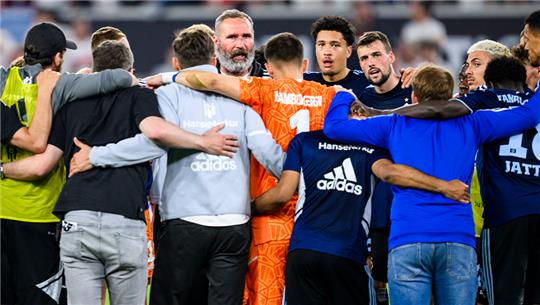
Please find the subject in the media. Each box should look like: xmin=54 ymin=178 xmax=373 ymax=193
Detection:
xmin=0 ymin=0 xmax=536 ymax=78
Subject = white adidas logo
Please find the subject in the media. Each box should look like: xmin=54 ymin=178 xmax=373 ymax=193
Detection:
xmin=190 ymin=153 xmax=237 ymax=172
xmin=316 ymin=158 xmax=363 ymax=195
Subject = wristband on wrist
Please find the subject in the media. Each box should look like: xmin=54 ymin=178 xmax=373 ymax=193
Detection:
xmin=160 ymin=72 xmax=177 ymax=84
xmin=0 ymin=162 xmax=5 ymax=179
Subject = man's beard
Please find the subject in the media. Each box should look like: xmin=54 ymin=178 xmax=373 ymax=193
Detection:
xmin=368 ymin=69 xmax=391 ymax=87
xmin=322 ymin=70 xmax=338 ymax=77
xmin=217 ymin=45 xmax=255 ymax=75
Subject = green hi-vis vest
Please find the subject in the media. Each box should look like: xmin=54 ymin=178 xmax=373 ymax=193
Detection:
xmin=1 ymin=67 xmax=65 ymax=222
xmin=471 ymin=167 xmax=484 ymax=237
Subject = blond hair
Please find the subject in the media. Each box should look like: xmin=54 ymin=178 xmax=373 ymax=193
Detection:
xmin=412 ymin=64 xmax=454 ymax=102
xmin=467 ymin=39 xmax=511 ymax=58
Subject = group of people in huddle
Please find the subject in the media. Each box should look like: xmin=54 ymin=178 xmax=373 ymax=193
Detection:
xmin=1 ymin=7 xmax=539 ymax=305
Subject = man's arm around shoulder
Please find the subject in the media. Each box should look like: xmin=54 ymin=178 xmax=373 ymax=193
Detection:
xmin=52 ymin=69 xmax=138 ymax=112
xmin=175 ymin=70 xmax=242 ymax=101
xmin=4 ymin=144 xmax=63 ymax=180
xmin=324 ymin=91 xmax=391 ymax=148
xmin=393 ymin=100 xmax=470 ymax=119
xmin=9 ymin=69 xmax=59 ymax=153
xmin=472 ymin=90 xmax=540 ymax=144
xmin=371 ymin=158 xmax=470 ymax=203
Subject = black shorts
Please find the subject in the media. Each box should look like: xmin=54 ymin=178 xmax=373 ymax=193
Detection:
xmin=480 ymin=214 xmax=540 ymax=305
xmin=285 ymin=249 xmax=372 ymax=305
xmin=1 ymin=219 xmax=62 ymax=305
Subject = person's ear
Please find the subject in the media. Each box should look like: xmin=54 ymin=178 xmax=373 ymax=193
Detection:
xmin=388 ymin=51 xmax=396 ymax=64
xmin=172 ymin=57 xmax=181 ymax=71
xmin=265 ymin=62 xmax=274 ymax=77
xmin=411 ymin=91 xmax=418 ymax=104
xmin=302 ymin=58 xmax=308 ymax=73
xmin=53 ymin=52 xmax=63 ymax=68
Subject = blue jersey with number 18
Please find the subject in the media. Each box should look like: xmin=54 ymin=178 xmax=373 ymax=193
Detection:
xmin=454 ymin=88 xmax=540 ymax=227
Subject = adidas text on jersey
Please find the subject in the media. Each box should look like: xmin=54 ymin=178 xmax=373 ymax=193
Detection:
xmin=190 ymin=153 xmax=237 ymax=172
xmin=316 ymin=158 xmax=363 ymax=195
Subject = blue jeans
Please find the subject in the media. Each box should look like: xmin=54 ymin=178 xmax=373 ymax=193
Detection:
xmin=388 ymin=242 xmax=477 ymax=305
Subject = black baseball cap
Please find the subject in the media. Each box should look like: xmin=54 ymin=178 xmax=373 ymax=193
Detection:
xmin=24 ymin=22 xmax=77 ymax=60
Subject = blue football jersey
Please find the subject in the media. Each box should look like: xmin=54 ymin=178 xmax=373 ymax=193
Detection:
xmin=324 ymin=91 xmax=540 ymax=249
xmin=455 ymin=88 xmax=540 ymax=227
xmin=359 ymin=82 xmax=412 ymax=110
xmin=304 ymin=70 xmax=370 ymax=100
xmin=284 ymin=130 xmax=388 ymax=262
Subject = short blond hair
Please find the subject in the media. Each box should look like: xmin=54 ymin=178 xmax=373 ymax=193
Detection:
xmin=412 ymin=64 xmax=454 ymax=103
xmin=467 ymin=39 xmax=511 ymax=58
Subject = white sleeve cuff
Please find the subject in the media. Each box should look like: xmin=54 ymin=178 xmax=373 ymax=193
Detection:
xmin=89 ymin=147 xmax=100 ymax=167
xmin=160 ymin=72 xmax=177 ymax=84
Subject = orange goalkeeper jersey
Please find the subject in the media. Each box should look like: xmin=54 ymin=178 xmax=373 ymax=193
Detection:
xmin=240 ymin=77 xmax=336 ymax=244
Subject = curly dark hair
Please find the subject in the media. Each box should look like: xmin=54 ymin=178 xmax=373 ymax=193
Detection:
xmin=310 ymin=16 xmax=356 ymax=46
xmin=484 ymin=56 xmax=526 ymax=88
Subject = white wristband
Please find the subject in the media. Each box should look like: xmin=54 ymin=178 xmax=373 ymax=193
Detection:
xmin=160 ymin=72 xmax=177 ymax=84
